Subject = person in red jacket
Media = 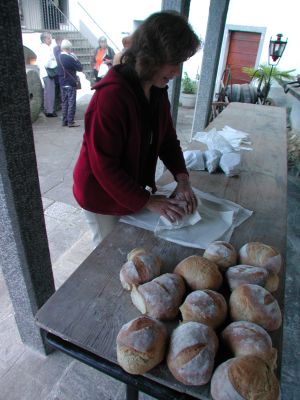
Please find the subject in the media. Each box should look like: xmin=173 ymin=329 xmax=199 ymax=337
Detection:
xmin=73 ymin=11 xmax=201 ymax=247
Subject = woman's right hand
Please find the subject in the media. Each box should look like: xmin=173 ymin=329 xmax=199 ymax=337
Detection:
xmin=144 ymin=195 xmax=188 ymax=223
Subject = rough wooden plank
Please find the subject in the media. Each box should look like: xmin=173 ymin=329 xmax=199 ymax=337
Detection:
xmin=36 ymin=103 xmax=287 ymax=400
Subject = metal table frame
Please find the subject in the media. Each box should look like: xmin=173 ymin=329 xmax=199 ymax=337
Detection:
xmin=44 ymin=332 xmax=197 ymax=400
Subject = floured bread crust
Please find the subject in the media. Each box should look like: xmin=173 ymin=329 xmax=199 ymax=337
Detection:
xmin=229 ymin=284 xmax=282 ymax=331
xmin=167 ymin=321 xmax=218 ymax=385
xmin=238 ymin=242 xmax=282 ymax=274
xmin=203 ymin=241 xmax=237 ymax=271
xmin=221 ymin=320 xmax=277 ymax=369
xmin=211 ymin=356 xmax=280 ymax=400
xmin=120 ymin=250 xmax=162 ymax=290
xmin=116 ymin=315 xmax=168 ymax=374
xmin=131 ymin=273 xmax=186 ymax=320
xmin=180 ymin=289 xmax=227 ymax=329
xmin=226 ymin=264 xmax=268 ymax=291
xmin=174 ymin=255 xmax=223 ymax=290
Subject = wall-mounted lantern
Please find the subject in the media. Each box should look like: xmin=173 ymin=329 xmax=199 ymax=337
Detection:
xmin=269 ymin=34 xmax=288 ymax=65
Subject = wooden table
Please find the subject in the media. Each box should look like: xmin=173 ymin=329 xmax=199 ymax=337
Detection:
xmin=36 ymin=103 xmax=287 ymax=399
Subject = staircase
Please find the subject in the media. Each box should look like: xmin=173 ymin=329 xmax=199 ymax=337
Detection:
xmin=20 ymin=0 xmax=95 ymax=83
xmin=51 ymin=30 xmax=95 ymax=82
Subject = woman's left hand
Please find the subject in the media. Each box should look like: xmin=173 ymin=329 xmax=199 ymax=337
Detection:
xmin=171 ymin=174 xmax=198 ymax=214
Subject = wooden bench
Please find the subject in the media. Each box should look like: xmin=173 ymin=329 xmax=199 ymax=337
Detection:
xmin=36 ymin=103 xmax=287 ymax=399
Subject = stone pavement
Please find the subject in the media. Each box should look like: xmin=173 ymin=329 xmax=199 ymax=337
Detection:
xmin=0 ymin=92 xmax=299 ymax=399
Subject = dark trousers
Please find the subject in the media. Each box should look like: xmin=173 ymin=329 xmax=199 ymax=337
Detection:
xmin=61 ymin=86 xmax=77 ymax=125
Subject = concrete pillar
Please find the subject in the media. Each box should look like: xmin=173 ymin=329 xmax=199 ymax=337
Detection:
xmin=161 ymin=0 xmax=191 ymax=125
xmin=192 ymin=0 xmax=230 ymax=134
xmin=0 ymin=0 xmax=55 ymax=353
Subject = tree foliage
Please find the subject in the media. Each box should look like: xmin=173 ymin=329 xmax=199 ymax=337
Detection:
xmin=181 ymin=72 xmax=198 ymax=94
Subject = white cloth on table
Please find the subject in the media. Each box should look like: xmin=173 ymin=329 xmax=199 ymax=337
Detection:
xmin=120 ymin=183 xmax=253 ymax=249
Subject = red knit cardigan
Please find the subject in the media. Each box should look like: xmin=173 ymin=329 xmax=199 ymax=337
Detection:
xmin=73 ymin=66 xmax=188 ymax=215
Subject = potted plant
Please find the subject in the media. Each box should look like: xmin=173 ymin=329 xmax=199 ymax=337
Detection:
xmin=180 ymin=72 xmax=198 ymax=108
xmin=242 ymin=64 xmax=295 ymax=104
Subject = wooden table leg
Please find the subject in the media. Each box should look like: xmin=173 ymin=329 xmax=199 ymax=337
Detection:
xmin=126 ymin=384 xmax=139 ymax=400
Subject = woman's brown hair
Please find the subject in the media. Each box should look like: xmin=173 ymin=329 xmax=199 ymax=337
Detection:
xmin=121 ymin=11 xmax=201 ymax=81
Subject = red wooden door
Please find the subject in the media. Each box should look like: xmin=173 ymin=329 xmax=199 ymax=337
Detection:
xmin=225 ymin=31 xmax=261 ymax=84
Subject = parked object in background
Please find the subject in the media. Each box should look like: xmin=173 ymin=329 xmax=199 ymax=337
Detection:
xmin=215 ymin=64 xmax=295 ymax=111
xmin=284 ymin=75 xmax=300 ymax=93
xmin=242 ymin=63 xmax=295 ymax=105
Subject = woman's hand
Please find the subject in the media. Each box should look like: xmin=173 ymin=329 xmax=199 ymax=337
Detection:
xmin=171 ymin=173 xmax=198 ymax=214
xmin=145 ymin=195 xmax=188 ymax=223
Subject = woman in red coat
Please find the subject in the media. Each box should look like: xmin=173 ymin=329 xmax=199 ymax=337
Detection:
xmin=73 ymin=11 xmax=201 ymax=247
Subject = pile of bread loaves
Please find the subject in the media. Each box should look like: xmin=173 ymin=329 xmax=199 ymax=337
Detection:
xmin=116 ymin=242 xmax=283 ymax=399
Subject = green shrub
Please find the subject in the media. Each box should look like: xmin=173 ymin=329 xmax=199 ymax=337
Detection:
xmin=182 ymin=72 xmax=197 ymax=94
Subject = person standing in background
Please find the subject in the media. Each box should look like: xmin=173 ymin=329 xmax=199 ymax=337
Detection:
xmin=58 ymin=39 xmax=83 ymax=128
xmin=53 ymin=36 xmax=63 ymax=112
xmin=91 ymin=36 xmax=115 ymax=82
xmin=113 ymin=35 xmax=131 ymax=66
xmin=36 ymin=32 xmax=57 ymax=117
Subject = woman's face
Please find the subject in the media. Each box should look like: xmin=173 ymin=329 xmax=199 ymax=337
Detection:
xmin=151 ymin=64 xmax=181 ymax=88
xmin=99 ymin=40 xmax=107 ymax=49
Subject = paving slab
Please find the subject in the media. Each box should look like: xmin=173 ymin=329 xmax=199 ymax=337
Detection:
xmin=45 ymin=360 xmax=123 ymax=400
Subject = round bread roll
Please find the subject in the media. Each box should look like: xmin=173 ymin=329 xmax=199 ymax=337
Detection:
xmin=221 ymin=321 xmax=277 ymax=369
xmin=131 ymin=273 xmax=186 ymax=320
xmin=229 ymin=284 xmax=282 ymax=331
xmin=120 ymin=250 xmax=162 ymax=290
xmin=180 ymin=289 xmax=227 ymax=329
xmin=265 ymin=272 xmax=280 ymax=293
xmin=210 ymin=355 xmax=280 ymax=400
xmin=127 ymin=247 xmax=148 ymax=260
xmin=167 ymin=321 xmax=218 ymax=385
xmin=238 ymin=242 xmax=282 ymax=274
xmin=174 ymin=256 xmax=223 ymax=290
xmin=225 ymin=264 xmax=268 ymax=291
xmin=116 ymin=315 xmax=167 ymax=375
xmin=203 ymin=241 xmax=237 ymax=271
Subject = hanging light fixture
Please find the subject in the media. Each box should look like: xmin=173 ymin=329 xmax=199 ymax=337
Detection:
xmin=268 ymin=34 xmax=288 ymax=65
xmin=260 ymin=33 xmax=288 ymax=105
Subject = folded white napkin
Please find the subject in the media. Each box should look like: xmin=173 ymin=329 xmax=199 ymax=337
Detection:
xmin=157 ymin=209 xmax=202 ymax=231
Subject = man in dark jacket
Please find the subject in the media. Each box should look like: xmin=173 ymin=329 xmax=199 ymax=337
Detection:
xmin=58 ymin=39 xmax=83 ymax=127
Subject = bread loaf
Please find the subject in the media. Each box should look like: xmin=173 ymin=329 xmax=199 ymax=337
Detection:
xmin=127 ymin=247 xmax=147 ymax=260
xmin=210 ymin=355 xmax=280 ymax=400
xmin=174 ymin=255 xmax=223 ymax=291
xmin=131 ymin=273 xmax=186 ymax=320
xmin=221 ymin=321 xmax=277 ymax=369
xmin=225 ymin=264 xmax=268 ymax=291
xmin=238 ymin=242 xmax=282 ymax=274
xmin=120 ymin=249 xmax=162 ymax=290
xmin=180 ymin=289 xmax=227 ymax=329
xmin=229 ymin=284 xmax=282 ymax=331
xmin=167 ymin=321 xmax=218 ymax=385
xmin=116 ymin=315 xmax=167 ymax=374
xmin=265 ymin=272 xmax=280 ymax=293
xmin=203 ymin=241 xmax=237 ymax=271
